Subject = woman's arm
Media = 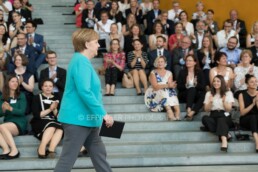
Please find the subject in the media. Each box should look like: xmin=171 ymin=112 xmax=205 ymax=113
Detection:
xmin=21 ymin=75 xmax=35 ymax=92
xmin=246 ymin=34 xmax=254 ymax=48
xmin=239 ymin=93 xmax=255 ymax=116
xmin=149 ymin=72 xmax=169 ymax=91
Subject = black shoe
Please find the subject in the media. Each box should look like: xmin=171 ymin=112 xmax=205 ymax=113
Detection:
xmin=200 ymin=126 xmax=209 ymax=132
xmin=5 ymin=151 xmax=20 ymax=160
xmin=46 ymin=150 xmax=56 ymax=159
xmin=256 ymin=149 xmax=258 ymax=153
xmin=220 ymin=147 xmax=228 ymax=152
xmin=38 ymin=149 xmax=47 ymax=159
xmin=137 ymin=92 xmax=142 ymax=96
xmin=184 ymin=115 xmax=193 ymax=121
xmin=104 ymin=94 xmax=110 ymax=96
xmin=78 ymin=149 xmax=88 ymax=157
xmin=0 ymin=152 xmax=9 ymax=159
xmin=109 ymin=94 xmax=115 ymax=96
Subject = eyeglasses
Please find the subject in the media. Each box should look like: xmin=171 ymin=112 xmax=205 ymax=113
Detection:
xmin=17 ymin=38 xmax=25 ymax=40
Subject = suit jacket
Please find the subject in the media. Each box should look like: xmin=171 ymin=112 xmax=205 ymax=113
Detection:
xmin=125 ymin=8 xmax=142 ymax=24
xmin=27 ymin=33 xmax=44 ymax=54
xmin=39 ymin=66 xmax=67 ymax=96
xmin=192 ymin=31 xmax=207 ymax=50
xmin=146 ymin=9 xmax=162 ymax=34
xmin=81 ymin=9 xmax=97 ymax=29
xmin=250 ymin=46 xmax=258 ymax=66
xmin=229 ymin=19 xmax=247 ymax=47
xmin=11 ymin=45 xmax=36 ymax=74
xmin=163 ymin=19 xmax=175 ymax=37
xmin=8 ymin=9 xmax=30 ymax=25
xmin=148 ymin=49 xmax=171 ymax=72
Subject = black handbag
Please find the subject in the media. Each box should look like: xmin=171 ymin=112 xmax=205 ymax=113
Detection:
xmin=233 ymin=123 xmax=250 ymax=141
xmin=33 ymin=18 xmax=44 ymax=25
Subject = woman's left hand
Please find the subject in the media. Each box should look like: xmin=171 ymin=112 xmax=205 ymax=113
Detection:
xmin=104 ymin=114 xmax=114 ymax=128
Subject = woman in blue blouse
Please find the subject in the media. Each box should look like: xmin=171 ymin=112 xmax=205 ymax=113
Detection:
xmin=0 ymin=74 xmax=27 ymax=160
xmin=54 ymin=29 xmax=114 ymax=172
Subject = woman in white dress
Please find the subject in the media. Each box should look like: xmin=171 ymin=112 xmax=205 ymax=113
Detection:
xmin=145 ymin=56 xmax=180 ymax=121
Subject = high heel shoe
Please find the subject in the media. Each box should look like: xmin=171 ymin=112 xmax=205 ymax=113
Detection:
xmin=37 ymin=148 xmax=47 ymax=159
xmin=220 ymin=146 xmax=228 ymax=152
xmin=256 ymin=149 xmax=258 ymax=153
xmin=5 ymin=151 xmax=20 ymax=160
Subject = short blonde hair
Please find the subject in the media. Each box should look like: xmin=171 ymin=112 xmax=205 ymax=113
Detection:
xmin=154 ymin=56 xmax=167 ymax=68
xmin=240 ymin=49 xmax=253 ymax=60
xmin=72 ymin=29 xmax=99 ymax=52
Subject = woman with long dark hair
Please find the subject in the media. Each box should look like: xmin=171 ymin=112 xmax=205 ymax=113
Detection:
xmin=202 ymin=75 xmax=235 ymax=152
xmin=239 ymin=74 xmax=258 ymax=152
xmin=177 ymin=54 xmax=205 ymax=121
xmin=0 ymin=74 xmax=27 ymax=159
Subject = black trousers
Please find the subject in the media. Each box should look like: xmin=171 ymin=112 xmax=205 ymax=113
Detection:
xmin=202 ymin=111 xmax=234 ymax=137
xmin=240 ymin=114 xmax=258 ymax=133
xmin=179 ymin=87 xmax=205 ymax=114
xmin=203 ymin=69 xmax=210 ymax=87
xmin=105 ymin=67 xmax=123 ymax=85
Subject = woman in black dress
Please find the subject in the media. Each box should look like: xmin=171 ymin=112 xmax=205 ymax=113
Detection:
xmin=31 ymin=79 xmax=63 ymax=159
xmin=239 ymin=74 xmax=258 ymax=152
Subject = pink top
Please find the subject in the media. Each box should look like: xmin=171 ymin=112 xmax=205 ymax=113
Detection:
xmin=168 ymin=34 xmax=184 ymax=51
xmin=9 ymin=0 xmax=14 ymax=4
xmin=74 ymin=4 xmax=87 ymax=27
xmin=103 ymin=52 xmax=126 ymax=69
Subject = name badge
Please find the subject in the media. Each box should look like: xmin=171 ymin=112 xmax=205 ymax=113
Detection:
xmin=43 ymin=99 xmax=52 ymax=104
xmin=251 ymin=38 xmax=255 ymax=42
xmin=10 ymin=99 xmax=17 ymax=104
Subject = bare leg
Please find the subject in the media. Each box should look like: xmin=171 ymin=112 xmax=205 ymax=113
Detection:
xmin=105 ymin=84 xmax=110 ymax=95
xmin=131 ymin=70 xmax=141 ymax=94
xmin=0 ymin=132 xmax=10 ymax=154
xmin=253 ymin=132 xmax=258 ymax=150
xmin=38 ymin=127 xmax=55 ymax=155
xmin=165 ymin=106 xmax=176 ymax=121
xmin=173 ymin=105 xmax=181 ymax=120
xmin=138 ymin=69 xmax=148 ymax=93
xmin=221 ymin=136 xmax=228 ymax=150
xmin=48 ymin=129 xmax=63 ymax=152
xmin=110 ymin=84 xmax=115 ymax=95
xmin=0 ymin=123 xmax=19 ymax=156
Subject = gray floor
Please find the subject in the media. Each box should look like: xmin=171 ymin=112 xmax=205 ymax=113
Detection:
xmin=6 ymin=165 xmax=258 ymax=172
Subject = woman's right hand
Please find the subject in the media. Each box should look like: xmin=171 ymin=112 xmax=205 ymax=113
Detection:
xmin=104 ymin=114 xmax=114 ymax=128
xmin=50 ymin=101 xmax=59 ymax=111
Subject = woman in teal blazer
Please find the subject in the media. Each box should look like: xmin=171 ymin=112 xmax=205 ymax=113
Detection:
xmin=0 ymin=74 xmax=27 ymax=160
xmin=54 ymin=29 xmax=114 ymax=172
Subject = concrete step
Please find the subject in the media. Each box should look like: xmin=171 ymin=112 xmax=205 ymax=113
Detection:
xmin=9 ymin=141 xmax=256 ymax=159
xmin=0 ymin=153 xmax=258 ymax=171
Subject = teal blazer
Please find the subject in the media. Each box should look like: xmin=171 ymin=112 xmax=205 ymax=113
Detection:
xmin=58 ymin=52 xmax=106 ymax=127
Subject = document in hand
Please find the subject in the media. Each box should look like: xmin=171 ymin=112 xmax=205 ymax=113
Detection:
xmin=99 ymin=120 xmax=125 ymax=139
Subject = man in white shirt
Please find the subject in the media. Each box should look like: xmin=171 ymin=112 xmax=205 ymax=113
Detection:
xmin=94 ymin=11 xmax=114 ymax=53
xmin=0 ymin=0 xmax=12 ymax=21
xmin=167 ymin=0 xmax=183 ymax=23
xmin=192 ymin=20 xmax=206 ymax=50
xmin=215 ymin=19 xmax=239 ymax=49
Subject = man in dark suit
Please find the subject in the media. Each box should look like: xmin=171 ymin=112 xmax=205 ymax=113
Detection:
xmin=148 ymin=35 xmax=171 ymax=72
xmin=146 ymin=0 xmax=161 ymax=35
xmin=172 ymin=36 xmax=194 ymax=80
xmin=26 ymin=20 xmax=46 ymax=70
xmin=191 ymin=20 xmax=206 ymax=50
xmin=81 ymin=0 xmax=98 ymax=29
xmin=250 ymin=36 xmax=258 ymax=66
xmin=159 ymin=11 xmax=175 ymax=37
xmin=8 ymin=0 xmax=30 ymax=25
xmin=39 ymin=50 xmax=66 ymax=99
xmin=9 ymin=33 xmax=36 ymax=74
xmin=229 ymin=9 xmax=247 ymax=48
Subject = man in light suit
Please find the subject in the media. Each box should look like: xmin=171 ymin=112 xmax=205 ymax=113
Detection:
xmin=148 ymin=35 xmax=171 ymax=73
xmin=39 ymin=50 xmax=66 ymax=99
xmin=26 ymin=20 xmax=46 ymax=70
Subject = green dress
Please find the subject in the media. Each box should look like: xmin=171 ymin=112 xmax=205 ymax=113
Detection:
xmin=0 ymin=93 xmax=27 ymax=135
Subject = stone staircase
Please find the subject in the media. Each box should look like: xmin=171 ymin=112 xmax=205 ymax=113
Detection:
xmin=0 ymin=0 xmax=257 ymax=171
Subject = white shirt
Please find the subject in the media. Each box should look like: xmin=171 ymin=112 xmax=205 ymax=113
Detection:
xmin=0 ymin=1 xmax=12 ymax=21
xmin=94 ymin=19 xmax=114 ymax=40
xmin=216 ymin=29 xmax=240 ymax=48
xmin=184 ymin=22 xmax=194 ymax=36
xmin=48 ymin=66 xmax=59 ymax=92
xmin=168 ymin=9 xmax=183 ymax=22
xmin=204 ymin=91 xmax=234 ymax=113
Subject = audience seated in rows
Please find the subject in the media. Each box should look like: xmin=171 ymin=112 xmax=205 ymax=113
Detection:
xmin=74 ymin=0 xmax=87 ymax=28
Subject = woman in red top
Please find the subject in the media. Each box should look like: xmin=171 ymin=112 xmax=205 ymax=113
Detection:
xmin=74 ymin=0 xmax=87 ymax=28
xmin=103 ymin=38 xmax=125 ymax=96
xmin=168 ymin=22 xmax=184 ymax=51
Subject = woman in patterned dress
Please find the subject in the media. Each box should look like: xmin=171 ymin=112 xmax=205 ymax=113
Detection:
xmin=145 ymin=56 xmax=180 ymax=121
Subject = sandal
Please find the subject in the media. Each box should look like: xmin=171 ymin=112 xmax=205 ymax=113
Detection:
xmin=184 ymin=115 xmax=193 ymax=121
